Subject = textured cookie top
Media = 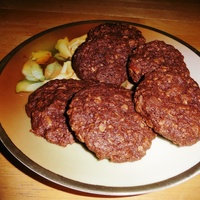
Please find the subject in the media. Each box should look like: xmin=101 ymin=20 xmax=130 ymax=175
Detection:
xmin=72 ymin=23 xmax=146 ymax=86
xmin=128 ymin=40 xmax=189 ymax=83
xmin=72 ymin=35 xmax=131 ymax=85
xmin=67 ymin=82 xmax=156 ymax=162
xmin=25 ymin=79 xmax=89 ymax=146
xmin=134 ymin=66 xmax=200 ymax=146
xmin=87 ymin=22 xmax=146 ymax=49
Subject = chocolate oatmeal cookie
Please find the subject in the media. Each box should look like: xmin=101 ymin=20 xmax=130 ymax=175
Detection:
xmin=128 ymin=40 xmax=189 ymax=83
xmin=67 ymin=82 xmax=156 ymax=162
xmin=134 ymin=66 xmax=200 ymax=146
xmin=72 ymin=35 xmax=131 ymax=85
xmin=25 ymin=79 xmax=89 ymax=146
xmin=72 ymin=22 xmax=146 ymax=85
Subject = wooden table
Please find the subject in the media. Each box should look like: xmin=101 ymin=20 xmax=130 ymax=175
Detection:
xmin=0 ymin=0 xmax=200 ymax=199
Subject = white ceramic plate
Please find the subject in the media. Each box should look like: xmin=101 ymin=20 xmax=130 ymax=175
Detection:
xmin=0 ymin=20 xmax=200 ymax=196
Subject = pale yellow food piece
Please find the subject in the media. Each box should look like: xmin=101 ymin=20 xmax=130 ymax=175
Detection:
xmin=31 ymin=50 xmax=52 ymax=64
xmin=55 ymin=37 xmax=72 ymax=59
xmin=51 ymin=61 xmax=79 ymax=80
xmin=16 ymin=79 xmax=45 ymax=93
xmin=16 ymin=34 xmax=86 ymax=93
xmin=55 ymin=34 xmax=87 ymax=60
xmin=121 ymin=80 xmax=134 ymax=89
xmin=44 ymin=61 xmax=62 ymax=79
xmin=22 ymin=59 xmax=45 ymax=81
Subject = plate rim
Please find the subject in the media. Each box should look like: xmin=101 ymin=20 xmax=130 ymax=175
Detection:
xmin=0 ymin=20 xmax=200 ymax=196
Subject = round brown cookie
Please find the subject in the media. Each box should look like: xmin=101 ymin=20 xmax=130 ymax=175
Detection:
xmin=72 ymin=35 xmax=131 ymax=85
xmin=67 ymin=82 xmax=156 ymax=162
xmin=134 ymin=66 xmax=200 ymax=146
xmin=87 ymin=22 xmax=146 ymax=49
xmin=25 ymin=79 xmax=89 ymax=146
xmin=128 ymin=40 xmax=189 ymax=83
